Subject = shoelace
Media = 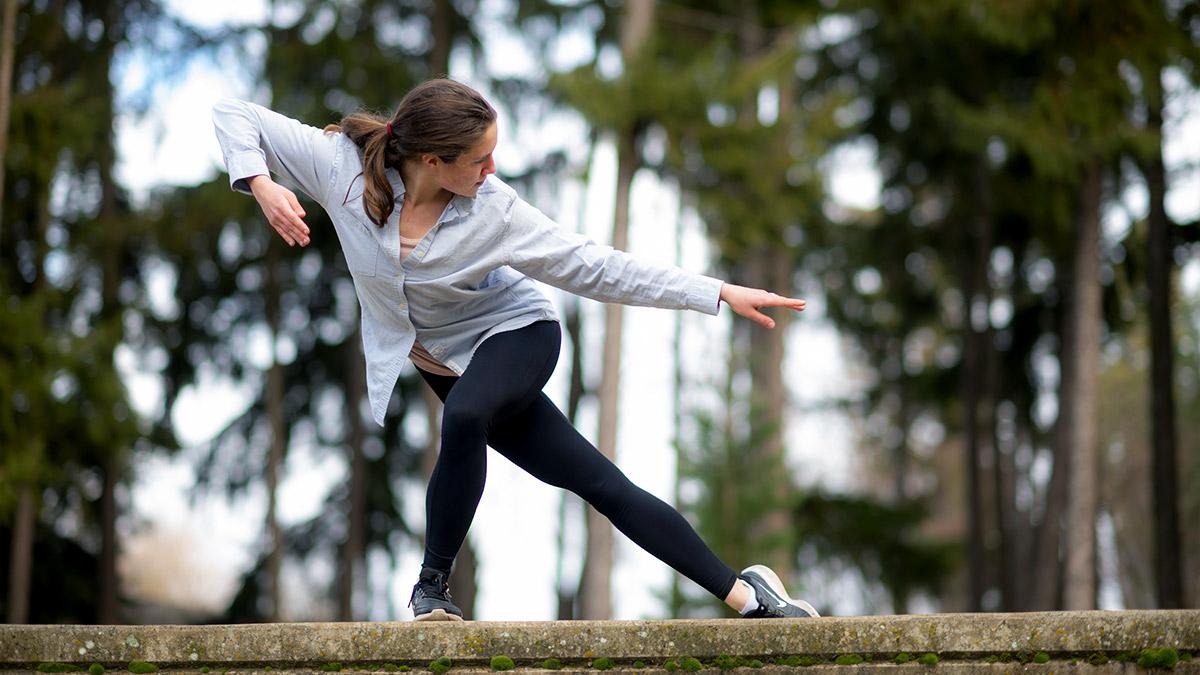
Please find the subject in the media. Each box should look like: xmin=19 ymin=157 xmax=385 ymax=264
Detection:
xmin=408 ymin=576 xmax=453 ymax=608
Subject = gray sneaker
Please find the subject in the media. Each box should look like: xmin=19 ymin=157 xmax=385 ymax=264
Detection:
xmin=738 ymin=564 xmax=820 ymax=619
xmin=408 ymin=566 xmax=464 ymax=621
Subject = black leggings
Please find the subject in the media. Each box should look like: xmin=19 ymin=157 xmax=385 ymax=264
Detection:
xmin=418 ymin=319 xmax=739 ymax=601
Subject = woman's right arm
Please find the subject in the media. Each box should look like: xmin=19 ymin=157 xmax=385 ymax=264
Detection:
xmin=211 ymin=98 xmax=340 ymax=247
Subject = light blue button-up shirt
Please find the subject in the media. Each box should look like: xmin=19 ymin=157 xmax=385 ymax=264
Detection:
xmin=212 ymin=98 xmax=724 ymax=426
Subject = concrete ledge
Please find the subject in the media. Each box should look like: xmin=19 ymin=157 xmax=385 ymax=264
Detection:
xmin=2 ymin=611 xmax=1197 ymax=673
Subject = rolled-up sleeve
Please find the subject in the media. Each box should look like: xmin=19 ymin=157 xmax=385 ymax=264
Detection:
xmin=502 ymin=196 xmax=723 ymax=315
xmin=211 ymin=97 xmax=339 ymax=205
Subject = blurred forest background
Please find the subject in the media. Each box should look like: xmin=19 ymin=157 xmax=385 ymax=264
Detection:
xmin=1 ymin=0 xmax=1199 ymax=624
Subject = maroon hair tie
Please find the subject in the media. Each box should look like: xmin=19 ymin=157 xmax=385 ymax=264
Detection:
xmin=385 ymin=121 xmax=393 ymax=138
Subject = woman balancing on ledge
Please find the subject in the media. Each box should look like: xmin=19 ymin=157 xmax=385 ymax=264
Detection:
xmin=212 ymin=78 xmax=819 ymax=621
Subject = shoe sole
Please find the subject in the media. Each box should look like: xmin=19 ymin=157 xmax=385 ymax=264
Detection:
xmin=414 ymin=608 xmax=465 ymax=622
xmin=741 ymin=564 xmax=821 ymax=618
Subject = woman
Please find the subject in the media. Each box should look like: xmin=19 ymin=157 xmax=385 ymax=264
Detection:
xmin=212 ymin=78 xmax=818 ymax=621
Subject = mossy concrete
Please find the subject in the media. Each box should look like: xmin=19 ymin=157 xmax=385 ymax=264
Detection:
xmin=1 ymin=611 xmax=1197 ymax=673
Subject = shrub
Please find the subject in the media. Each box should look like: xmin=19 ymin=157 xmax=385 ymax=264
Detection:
xmin=88 ymin=665 xmax=104 ymax=675
xmin=490 ymin=656 xmax=515 ymax=671
xmin=541 ymin=659 xmax=562 ymax=670
xmin=679 ymin=657 xmax=702 ymax=672
xmin=590 ymin=657 xmax=613 ymax=670
xmin=835 ymin=655 xmax=863 ymax=666
xmin=128 ymin=662 xmax=159 ymax=674
xmin=1033 ymin=652 xmax=1050 ymax=664
xmin=917 ymin=653 xmax=939 ymax=666
xmin=894 ymin=653 xmax=913 ymax=664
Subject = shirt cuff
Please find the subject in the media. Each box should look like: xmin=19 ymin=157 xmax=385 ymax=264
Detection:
xmin=685 ymin=275 xmax=724 ymax=315
xmin=226 ymin=150 xmax=269 ymax=195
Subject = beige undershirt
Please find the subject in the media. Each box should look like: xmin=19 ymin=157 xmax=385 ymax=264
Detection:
xmin=400 ymin=234 xmax=457 ymax=377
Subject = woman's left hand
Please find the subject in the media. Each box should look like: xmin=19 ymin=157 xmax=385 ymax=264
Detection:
xmin=719 ymin=283 xmax=807 ymax=329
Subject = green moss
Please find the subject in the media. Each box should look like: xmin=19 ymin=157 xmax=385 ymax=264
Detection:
xmin=1033 ymin=652 xmax=1050 ymax=664
xmin=1139 ymin=647 xmax=1179 ymax=669
xmin=663 ymin=659 xmax=678 ymax=672
xmin=632 ymin=661 xmax=645 ymax=669
xmin=265 ymin=667 xmax=273 ymax=672
xmin=894 ymin=653 xmax=913 ymax=664
xmin=436 ymin=657 xmax=452 ymax=667
xmin=541 ymin=659 xmax=563 ymax=670
xmin=35 ymin=664 xmax=79 ymax=673
xmin=748 ymin=660 xmax=763 ymax=669
xmin=1180 ymin=653 xmax=1193 ymax=662
xmin=88 ymin=664 xmax=104 ymax=675
xmin=835 ymin=655 xmax=863 ymax=666
xmin=777 ymin=655 xmax=823 ymax=667
xmin=490 ymin=655 xmax=515 ymax=671
xmin=590 ymin=657 xmax=614 ymax=670
xmin=1088 ymin=653 xmax=1109 ymax=666
xmin=712 ymin=655 xmax=745 ymax=670
xmin=383 ymin=664 xmax=409 ymax=672
xmin=319 ymin=663 xmax=344 ymax=672
xmin=200 ymin=668 xmax=211 ymax=674
xmin=917 ymin=653 xmax=939 ymax=666
xmin=679 ymin=657 xmax=702 ymax=672
xmin=128 ymin=662 xmax=159 ymax=674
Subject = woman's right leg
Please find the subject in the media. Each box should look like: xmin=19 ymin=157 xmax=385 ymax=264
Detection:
xmin=417 ymin=320 xmax=561 ymax=573
xmin=487 ymin=391 xmax=740 ymax=602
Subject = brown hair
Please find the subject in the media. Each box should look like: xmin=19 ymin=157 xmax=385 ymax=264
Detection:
xmin=325 ymin=79 xmax=497 ymax=228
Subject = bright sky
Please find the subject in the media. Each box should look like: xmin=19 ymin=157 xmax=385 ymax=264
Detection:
xmin=110 ymin=0 xmax=1200 ymax=622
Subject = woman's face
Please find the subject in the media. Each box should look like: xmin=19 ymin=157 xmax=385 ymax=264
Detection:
xmin=435 ymin=122 xmax=497 ymax=197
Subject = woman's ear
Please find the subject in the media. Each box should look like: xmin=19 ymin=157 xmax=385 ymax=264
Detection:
xmin=420 ymin=153 xmax=443 ymax=168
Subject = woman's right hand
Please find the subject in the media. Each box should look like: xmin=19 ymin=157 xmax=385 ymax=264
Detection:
xmin=249 ymin=175 xmax=310 ymax=247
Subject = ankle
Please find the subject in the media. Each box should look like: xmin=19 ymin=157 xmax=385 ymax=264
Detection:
xmin=724 ymin=579 xmax=753 ymax=611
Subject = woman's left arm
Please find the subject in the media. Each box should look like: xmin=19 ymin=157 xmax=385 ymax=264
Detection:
xmin=502 ymin=197 xmax=805 ymax=328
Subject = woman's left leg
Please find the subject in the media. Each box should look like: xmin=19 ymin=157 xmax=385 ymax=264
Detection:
xmin=487 ymin=391 xmax=741 ymax=602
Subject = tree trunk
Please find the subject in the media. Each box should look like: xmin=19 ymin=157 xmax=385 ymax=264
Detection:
xmin=581 ymin=0 xmax=654 ymax=620
xmin=338 ymin=332 xmax=368 ymax=621
xmin=96 ymin=32 xmax=123 ymax=620
xmin=429 ymin=0 xmax=450 ymax=77
xmin=668 ymin=197 xmax=686 ymax=618
xmin=556 ymin=134 xmax=596 ymax=620
xmin=97 ymin=456 xmax=119 ymax=623
xmin=960 ymin=206 xmax=986 ymax=613
xmin=6 ymin=485 xmax=35 ymax=623
xmin=265 ymin=240 xmax=286 ymax=622
xmin=6 ymin=176 xmax=49 ymax=625
xmin=1027 ymin=272 xmax=1074 ymax=611
xmin=556 ymin=299 xmax=585 ymax=620
xmin=1063 ymin=161 xmax=1102 ymax=610
xmin=0 ymin=0 xmax=18 ymax=236
xmin=1142 ymin=73 xmax=1184 ymax=610
xmin=744 ymin=248 xmax=793 ymax=575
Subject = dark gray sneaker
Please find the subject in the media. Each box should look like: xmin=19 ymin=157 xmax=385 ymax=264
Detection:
xmin=408 ymin=566 xmax=464 ymax=621
xmin=738 ymin=564 xmax=820 ymax=619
